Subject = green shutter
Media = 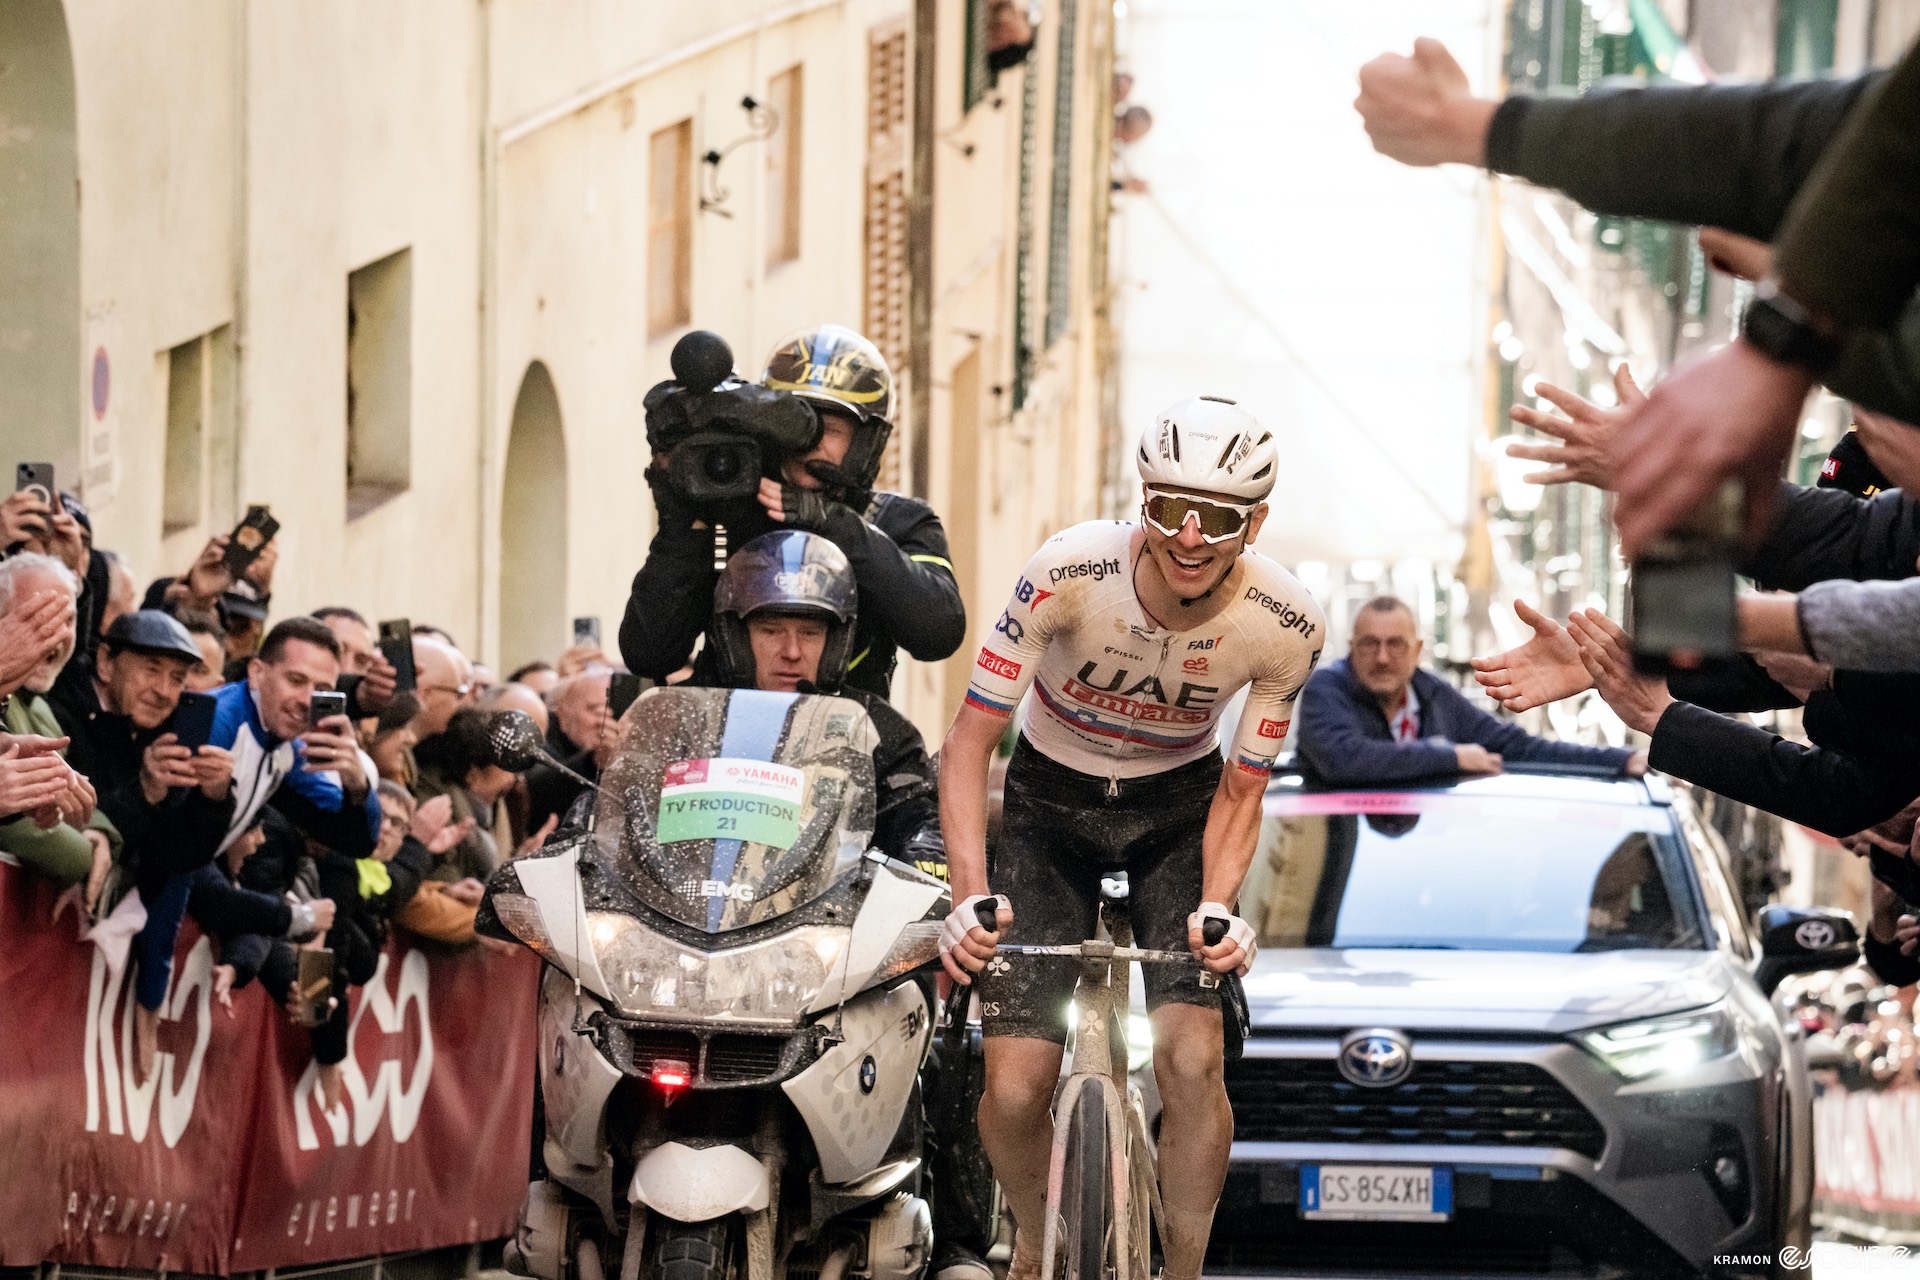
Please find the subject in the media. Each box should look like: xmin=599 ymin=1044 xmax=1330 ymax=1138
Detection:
xmin=1011 ymin=53 xmax=1040 ymax=410
xmin=963 ymin=0 xmax=992 ymax=112
xmin=1044 ymin=0 xmax=1078 ymax=348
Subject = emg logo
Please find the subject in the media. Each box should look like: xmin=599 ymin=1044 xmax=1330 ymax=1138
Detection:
xmin=294 ymin=950 xmax=435 ymax=1149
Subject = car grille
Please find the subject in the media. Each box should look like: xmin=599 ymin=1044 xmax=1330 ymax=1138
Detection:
xmin=1225 ymin=1056 xmax=1606 ymax=1158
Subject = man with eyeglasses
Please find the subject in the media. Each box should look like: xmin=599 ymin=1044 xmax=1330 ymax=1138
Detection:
xmin=936 ymin=397 xmax=1324 ymax=1280
xmin=1295 ymin=595 xmax=1644 ymax=787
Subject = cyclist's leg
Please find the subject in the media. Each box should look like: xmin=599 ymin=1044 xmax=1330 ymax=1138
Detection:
xmin=1127 ymin=755 xmax=1231 ymax=1280
xmin=975 ymin=744 xmax=1101 ymax=1264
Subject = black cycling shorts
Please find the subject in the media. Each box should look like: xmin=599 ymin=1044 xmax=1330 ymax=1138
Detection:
xmin=976 ymin=737 xmax=1220 ymax=1043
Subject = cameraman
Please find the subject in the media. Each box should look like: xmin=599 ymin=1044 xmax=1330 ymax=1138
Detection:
xmin=619 ymin=325 xmax=965 ymax=701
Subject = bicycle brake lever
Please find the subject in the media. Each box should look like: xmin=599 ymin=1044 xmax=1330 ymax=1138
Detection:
xmin=975 ymin=897 xmax=1000 ymax=933
xmin=1201 ymin=916 xmax=1230 ymax=948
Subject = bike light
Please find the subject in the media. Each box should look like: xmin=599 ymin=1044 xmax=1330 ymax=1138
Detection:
xmin=488 ymin=892 xmax=556 ymax=962
xmin=586 ymin=912 xmax=852 ymax=1026
xmin=868 ymin=921 xmax=942 ymax=987
xmin=1576 ymin=1005 xmax=1735 ymax=1081
xmin=650 ymin=1059 xmax=693 ymax=1092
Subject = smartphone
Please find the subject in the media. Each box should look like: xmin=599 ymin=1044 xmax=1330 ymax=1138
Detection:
xmin=607 ymin=671 xmax=646 ymax=721
xmin=294 ymin=948 xmax=335 ymax=1027
xmin=167 ymin=691 xmax=219 ymax=751
xmin=308 ymin=689 xmax=348 ymax=729
xmin=220 ymin=504 xmax=280 ymax=577
xmin=377 ymin=618 xmax=417 ymax=692
xmin=1629 ymin=480 xmax=1742 ymax=675
xmin=572 ymin=616 xmax=602 ymax=649
xmin=14 ymin=462 xmax=54 ymax=508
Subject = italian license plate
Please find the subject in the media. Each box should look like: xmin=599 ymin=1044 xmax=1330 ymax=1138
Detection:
xmin=1299 ymin=1165 xmax=1452 ymax=1222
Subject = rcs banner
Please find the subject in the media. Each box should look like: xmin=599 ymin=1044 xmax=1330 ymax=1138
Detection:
xmin=0 ymin=863 xmax=540 ymax=1273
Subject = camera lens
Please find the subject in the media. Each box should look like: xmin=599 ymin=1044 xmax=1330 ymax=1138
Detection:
xmin=703 ymin=447 xmax=744 ymax=485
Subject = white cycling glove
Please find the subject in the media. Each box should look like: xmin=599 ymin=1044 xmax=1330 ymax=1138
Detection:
xmin=1189 ymin=901 xmax=1256 ymax=969
xmin=939 ymin=893 xmax=1007 ymax=959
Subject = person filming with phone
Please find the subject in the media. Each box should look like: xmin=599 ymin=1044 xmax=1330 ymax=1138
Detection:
xmin=47 ymin=608 xmax=240 ymax=1069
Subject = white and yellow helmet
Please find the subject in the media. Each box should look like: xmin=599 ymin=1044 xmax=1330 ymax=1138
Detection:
xmin=1136 ymin=396 xmax=1276 ymax=502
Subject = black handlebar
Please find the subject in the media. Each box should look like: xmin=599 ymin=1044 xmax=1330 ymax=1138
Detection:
xmin=1201 ymin=916 xmax=1230 ymax=948
xmin=974 ymin=897 xmax=1000 ymax=932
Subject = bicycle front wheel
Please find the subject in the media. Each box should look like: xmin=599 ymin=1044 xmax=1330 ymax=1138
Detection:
xmin=1062 ymin=1077 xmax=1112 ymax=1280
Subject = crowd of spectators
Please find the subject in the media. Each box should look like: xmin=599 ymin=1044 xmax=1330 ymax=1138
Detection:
xmin=1356 ymin=33 xmax=1920 ymax=984
xmin=0 ymin=494 xmax=623 ymax=1109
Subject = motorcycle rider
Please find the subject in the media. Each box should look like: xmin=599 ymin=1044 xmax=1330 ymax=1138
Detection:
xmin=620 ymin=324 xmax=966 ymax=702
xmin=937 ymin=399 xmax=1327 ymax=1280
xmin=702 ymin=530 xmax=992 ymax=1280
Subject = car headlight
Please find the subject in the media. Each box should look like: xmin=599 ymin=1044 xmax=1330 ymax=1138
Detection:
xmin=587 ymin=911 xmax=851 ymax=1027
xmin=1576 ymin=1005 xmax=1736 ymax=1081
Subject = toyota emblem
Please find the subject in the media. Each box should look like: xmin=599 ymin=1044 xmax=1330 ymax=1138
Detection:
xmin=1794 ymin=920 xmax=1836 ymax=951
xmin=1337 ymin=1028 xmax=1414 ymax=1088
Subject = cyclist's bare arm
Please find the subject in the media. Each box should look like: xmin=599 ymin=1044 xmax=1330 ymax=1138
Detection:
xmin=1191 ymin=765 xmax=1268 ymax=973
xmin=940 ymin=702 xmax=1001 ymax=904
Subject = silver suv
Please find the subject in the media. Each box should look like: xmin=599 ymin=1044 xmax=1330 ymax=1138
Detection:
xmin=1210 ymin=767 xmax=1858 ymax=1278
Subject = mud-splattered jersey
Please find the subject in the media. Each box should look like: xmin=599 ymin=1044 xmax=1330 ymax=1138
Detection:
xmin=964 ymin=520 xmax=1326 ymax=781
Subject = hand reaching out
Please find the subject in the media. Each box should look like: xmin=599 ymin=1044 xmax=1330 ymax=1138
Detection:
xmin=1470 ymin=600 xmax=1591 ymax=711
xmin=1506 ymin=365 xmax=1645 ymax=491
xmin=1569 ymin=610 xmax=1675 ymax=735
xmin=1353 ymin=38 xmax=1497 ymax=168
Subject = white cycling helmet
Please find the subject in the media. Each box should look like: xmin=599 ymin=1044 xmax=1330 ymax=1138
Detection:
xmin=1136 ymin=396 xmax=1276 ymax=502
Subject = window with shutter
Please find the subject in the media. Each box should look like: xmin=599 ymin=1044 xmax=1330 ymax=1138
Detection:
xmin=766 ymin=65 xmax=804 ymax=269
xmin=1011 ymin=50 xmax=1040 ymax=410
xmin=648 ymin=120 xmax=692 ymax=338
xmin=864 ymin=22 xmax=910 ymax=491
xmin=1043 ymin=0 xmax=1078 ymax=348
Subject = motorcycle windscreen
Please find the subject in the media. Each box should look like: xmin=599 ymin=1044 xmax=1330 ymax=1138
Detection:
xmin=594 ymin=686 xmax=879 ymax=933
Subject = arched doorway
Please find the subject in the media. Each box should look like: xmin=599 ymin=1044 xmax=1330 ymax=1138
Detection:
xmin=498 ymin=362 xmax=569 ymax=674
xmin=0 ymin=0 xmax=81 ymax=475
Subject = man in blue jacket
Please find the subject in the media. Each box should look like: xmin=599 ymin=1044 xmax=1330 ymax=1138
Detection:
xmin=1297 ymin=597 xmax=1644 ymax=786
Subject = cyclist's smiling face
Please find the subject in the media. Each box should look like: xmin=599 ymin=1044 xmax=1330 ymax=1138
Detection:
xmin=1139 ymin=484 xmax=1267 ymax=599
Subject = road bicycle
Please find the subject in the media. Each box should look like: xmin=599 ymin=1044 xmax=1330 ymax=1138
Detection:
xmin=969 ymin=891 xmax=1229 ymax=1280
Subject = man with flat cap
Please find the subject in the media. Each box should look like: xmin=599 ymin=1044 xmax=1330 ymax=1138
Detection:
xmin=49 ymin=612 xmax=238 ymax=1032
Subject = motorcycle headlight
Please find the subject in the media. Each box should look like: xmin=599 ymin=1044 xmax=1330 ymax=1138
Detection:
xmin=1576 ymin=1004 xmax=1736 ymax=1081
xmin=587 ymin=911 xmax=851 ymax=1027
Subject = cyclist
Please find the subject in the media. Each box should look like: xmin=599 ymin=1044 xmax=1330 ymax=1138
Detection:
xmin=937 ymin=397 xmax=1325 ymax=1280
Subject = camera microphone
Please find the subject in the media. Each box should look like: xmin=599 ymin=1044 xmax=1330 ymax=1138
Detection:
xmin=670 ymin=330 xmax=737 ymax=394
xmin=487 ymin=710 xmax=599 ymax=792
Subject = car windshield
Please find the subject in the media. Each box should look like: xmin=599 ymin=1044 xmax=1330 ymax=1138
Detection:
xmin=1243 ymin=790 xmax=1703 ymax=953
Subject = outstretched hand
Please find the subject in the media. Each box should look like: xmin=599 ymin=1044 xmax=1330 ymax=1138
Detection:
xmin=1470 ymin=600 xmax=1591 ymax=712
xmin=1354 ymin=38 xmax=1496 ymax=168
xmin=1506 ymin=365 xmax=1645 ymax=491
xmin=1569 ymin=610 xmax=1674 ymax=735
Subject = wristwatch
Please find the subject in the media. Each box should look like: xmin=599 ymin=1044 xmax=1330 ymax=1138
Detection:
xmin=1741 ymin=281 xmax=1839 ymax=372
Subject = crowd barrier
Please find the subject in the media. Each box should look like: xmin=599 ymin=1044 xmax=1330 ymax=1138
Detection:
xmin=0 ymin=862 xmax=540 ymax=1274
xmin=1815 ymin=1082 xmax=1920 ymax=1243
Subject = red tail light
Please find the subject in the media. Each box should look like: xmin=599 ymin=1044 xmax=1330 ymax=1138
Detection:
xmin=650 ymin=1059 xmax=693 ymax=1093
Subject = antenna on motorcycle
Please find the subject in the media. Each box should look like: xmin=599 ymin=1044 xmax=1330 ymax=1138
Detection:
xmin=487 ymin=710 xmax=600 ymax=793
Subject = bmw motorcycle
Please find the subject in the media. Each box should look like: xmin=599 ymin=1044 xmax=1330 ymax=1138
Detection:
xmin=483 ymin=686 xmax=951 ymax=1280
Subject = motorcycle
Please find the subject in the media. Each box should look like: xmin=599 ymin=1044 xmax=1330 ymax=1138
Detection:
xmin=482 ymin=686 xmax=951 ymax=1280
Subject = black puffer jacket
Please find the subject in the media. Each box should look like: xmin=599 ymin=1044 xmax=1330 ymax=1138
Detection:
xmin=620 ymin=485 xmax=966 ymax=701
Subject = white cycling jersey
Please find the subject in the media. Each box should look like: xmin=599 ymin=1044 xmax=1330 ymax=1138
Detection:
xmin=965 ymin=520 xmax=1326 ymax=781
